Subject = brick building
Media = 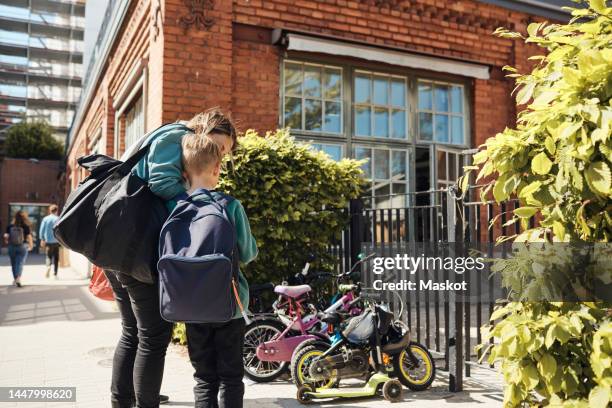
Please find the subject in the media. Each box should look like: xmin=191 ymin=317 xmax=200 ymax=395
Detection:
xmin=65 ymin=0 xmax=571 ymax=207
xmin=0 ymin=157 xmax=62 ymax=250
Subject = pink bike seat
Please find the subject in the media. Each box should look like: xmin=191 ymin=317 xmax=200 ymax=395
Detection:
xmin=274 ymin=284 xmax=311 ymax=298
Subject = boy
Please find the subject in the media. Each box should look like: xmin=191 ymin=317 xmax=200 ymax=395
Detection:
xmin=180 ymin=129 xmax=257 ymax=408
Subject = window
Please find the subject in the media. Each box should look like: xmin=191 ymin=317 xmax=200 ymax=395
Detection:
xmin=282 ymin=58 xmax=471 ymax=208
xmin=353 ymin=146 xmax=408 ymax=208
xmin=124 ymin=93 xmax=144 ymax=151
xmin=310 ymin=143 xmax=343 ymax=161
xmin=354 ymin=71 xmax=408 ymax=139
xmin=283 ymin=61 xmax=343 ymax=133
xmin=418 ymin=81 xmax=466 ymax=145
xmin=437 ymin=149 xmax=462 ymax=189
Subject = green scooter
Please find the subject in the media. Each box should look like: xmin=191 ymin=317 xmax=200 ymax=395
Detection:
xmin=296 ymin=300 xmax=412 ymax=404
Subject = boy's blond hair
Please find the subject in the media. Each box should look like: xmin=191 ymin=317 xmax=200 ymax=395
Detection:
xmin=182 ymin=133 xmax=222 ymax=176
xmin=186 ymin=108 xmax=237 ymax=153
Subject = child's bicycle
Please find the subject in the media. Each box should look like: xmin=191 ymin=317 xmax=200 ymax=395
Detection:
xmin=293 ymin=291 xmax=436 ymax=404
xmin=242 ymin=254 xmax=372 ymax=382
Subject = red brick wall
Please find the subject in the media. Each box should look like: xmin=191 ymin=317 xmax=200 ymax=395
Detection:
xmin=67 ymin=0 xmax=552 ymax=190
xmin=0 ymin=158 xmax=62 ymax=229
xmin=161 ymin=0 xmax=234 ymax=123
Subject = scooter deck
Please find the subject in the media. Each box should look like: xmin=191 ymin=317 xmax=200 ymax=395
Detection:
xmin=307 ymin=373 xmax=391 ymax=399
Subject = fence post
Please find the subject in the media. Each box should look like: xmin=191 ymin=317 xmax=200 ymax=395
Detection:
xmin=349 ymin=198 xmax=364 ymax=266
xmin=446 ymin=190 xmax=464 ymax=392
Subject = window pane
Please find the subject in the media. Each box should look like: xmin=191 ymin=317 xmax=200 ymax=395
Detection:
xmin=434 ymin=84 xmax=449 ymax=112
xmin=324 ymin=68 xmax=342 ymax=100
xmin=373 ymin=107 xmax=389 ymax=138
xmin=449 ymin=152 xmax=457 ymax=181
xmin=374 ymin=184 xmax=391 ymax=209
xmin=355 ymin=105 xmax=371 ymax=136
xmin=373 ymin=76 xmax=388 ymax=105
xmin=391 ymin=150 xmax=407 ymax=180
xmin=434 ymin=114 xmax=449 ymax=143
xmin=419 ymin=112 xmax=433 ymax=141
xmin=312 ymin=143 xmax=342 ymax=161
xmin=355 ymin=74 xmax=371 ymax=104
xmin=304 ymin=65 xmax=321 ymax=98
xmin=391 ymin=79 xmax=405 ymax=107
xmin=284 ymin=97 xmax=301 ymax=129
xmin=418 ymin=82 xmax=432 ymax=110
xmin=437 ymin=150 xmax=447 ymax=181
xmin=304 ymin=99 xmax=322 ymax=131
xmin=391 ymin=109 xmax=406 ymax=139
xmin=392 ymin=183 xmax=407 ymax=208
xmin=324 ymin=101 xmax=341 ymax=133
xmin=450 ymin=85 xmax=463 ymax=113
xmin=284 ymin=63 xmax=302 ymax=96
xmin=451 ymin=116 xmax=464 ymax=145
xmin=353 ymin=146 xmax=372 ymax=178
xmin=374 ymin=149 xmax=389 ymax=179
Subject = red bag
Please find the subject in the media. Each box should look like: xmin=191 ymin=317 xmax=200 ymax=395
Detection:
xmin=89 ymin=265 xmax=115 ymax=301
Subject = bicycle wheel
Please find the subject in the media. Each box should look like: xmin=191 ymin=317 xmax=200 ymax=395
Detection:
xmin=291 ymin=344 xmax=339 ymax=389
xmin=243 ymin=318 xmax=288 ymax=382
xmin=392 ymin=342 xmax=435 ymax=391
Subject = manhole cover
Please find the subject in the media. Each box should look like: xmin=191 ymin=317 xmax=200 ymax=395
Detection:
xmin=97 ymin=358 xmax=114 ymax=368
xmin=87 ymin=347 xmax=115 ymax=358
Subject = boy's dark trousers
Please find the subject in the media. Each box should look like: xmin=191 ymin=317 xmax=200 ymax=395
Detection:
xmin=186 ymin=319 xmax=246 ymax=408
xmin=45 ymin=243 xmax=60 ymax=275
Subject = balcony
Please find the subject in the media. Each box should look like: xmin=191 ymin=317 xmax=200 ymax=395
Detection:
xmin=0 ymin=41 xmax=83 ymax=63
xmin=0 ymin=15 xmax=84 ymax=40
xmin=0 ymin=0 xmax=85 ymax=17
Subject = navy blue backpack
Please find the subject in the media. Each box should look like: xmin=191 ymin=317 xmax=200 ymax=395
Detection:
xmin=158 ymin=189 xmax=240 ymax=323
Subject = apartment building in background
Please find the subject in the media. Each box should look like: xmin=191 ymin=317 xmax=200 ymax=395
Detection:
xmin=0 ymin=0 xmax=85 ymax=143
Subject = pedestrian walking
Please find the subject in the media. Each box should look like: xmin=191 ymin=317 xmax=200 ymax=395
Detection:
xmin=39 ymin=204 xmax=61 ymax=279
xmin=4 ymin=210 xmax=33 ymax=287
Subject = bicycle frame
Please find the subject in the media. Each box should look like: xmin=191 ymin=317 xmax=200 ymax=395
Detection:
xmin=256 ymin=287 xmax=359 ymax=363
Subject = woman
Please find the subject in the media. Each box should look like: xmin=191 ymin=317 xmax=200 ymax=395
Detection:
xmin=104 ymin=108 xmax=237 ymax=408
xmin=4 ymin=210 xmax=34 ymax=287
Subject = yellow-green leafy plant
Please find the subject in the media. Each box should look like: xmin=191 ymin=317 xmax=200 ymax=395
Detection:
xmin=466 ymin=1 xmax=612 ymax=406
xmin=218 ymin=128 xmax=364 ymax=282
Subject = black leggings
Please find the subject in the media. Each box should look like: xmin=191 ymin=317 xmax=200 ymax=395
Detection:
xmin=105 ymin=271 xmax=173 ymax=408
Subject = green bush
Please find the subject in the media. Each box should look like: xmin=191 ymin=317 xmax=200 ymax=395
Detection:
xmin=466 ymin=1 xmax=612 ymax=406
xmin=5 ymin=121 xmax=63 ymax=160
xmin=171 ymin=129 xmax=365 ymax=344
xmin=218 ymin=128 xmax=364 ymax=283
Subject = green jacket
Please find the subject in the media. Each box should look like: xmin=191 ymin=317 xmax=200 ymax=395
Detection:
xmin=190 ymin=189 xmax=258 ymax=319
xmin=132 ymin=123 xmax=190 ymax=211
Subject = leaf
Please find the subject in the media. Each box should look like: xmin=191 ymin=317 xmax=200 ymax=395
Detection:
xmin=552 ymin=221 xmax=566 ymax=241
xmin=590 ymin=0 xmax=607 ymax=14
xmin=545 ymin=137 xmax=556 ymax=155
xmin=521 ymin=363 xmax=540 ymax=390
xmin=514 ymin=206 xmax=539 ymax=218
xmin=517 ymin=80 xmax=536 ymax=105
xmin=538 ymin=353 xmax=557 ymax=380
xmin=585 ymin=162 xmax=611 ymax=196
xmin=588 ymin=385 xmax=611 ymax=408
xmin=532 ymin=152 xmax=553 ymax=175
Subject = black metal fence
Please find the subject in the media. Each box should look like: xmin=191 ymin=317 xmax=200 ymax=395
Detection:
xmin=333 ymin=185 xmax=536 ymax=392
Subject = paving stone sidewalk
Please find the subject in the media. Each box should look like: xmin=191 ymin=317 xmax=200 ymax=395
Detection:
xmin=0 ymin=254 xmax=504 ymax=407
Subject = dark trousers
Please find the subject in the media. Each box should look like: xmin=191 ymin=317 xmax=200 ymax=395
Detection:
xmin=105 ymin=270 xmax=173 ymax=408
xmin=45 ymin=243 xmax=60 ymax=275
xmin=186 ymin=319 xmax=246 ymax=408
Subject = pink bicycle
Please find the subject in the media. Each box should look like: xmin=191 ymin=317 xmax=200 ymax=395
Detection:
xmin=242 ymin=255 xmax=373 ymax=382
